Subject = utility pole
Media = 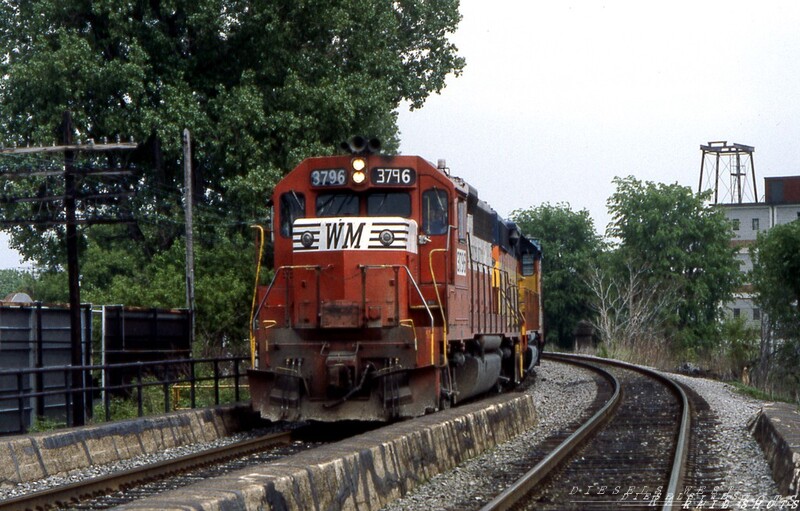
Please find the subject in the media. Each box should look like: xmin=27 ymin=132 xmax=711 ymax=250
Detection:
xmin=62 ymin=111 xmax=85 ymax=426
xmin=0 ymin=111 xmax=137 ymax=427
xmin=183 ymin=129 xmax=196 ymax=349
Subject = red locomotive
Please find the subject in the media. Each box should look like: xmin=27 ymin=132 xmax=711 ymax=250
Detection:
xmin=248 ymin=138 xmax=543 ymax=421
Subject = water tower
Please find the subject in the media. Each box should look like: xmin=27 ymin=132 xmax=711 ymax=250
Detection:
xmin=698 ymin=141 xmax=758 ymax=204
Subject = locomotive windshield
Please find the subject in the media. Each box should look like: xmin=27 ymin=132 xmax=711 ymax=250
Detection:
xmin=315 ymin=191 xmax=412 ymax=218
xmin=316 ymin=193 xmax=359 ymax=217
xmin=367 ymin=192 xmax=411 ymax=217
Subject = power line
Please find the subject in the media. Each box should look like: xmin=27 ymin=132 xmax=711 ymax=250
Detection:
xmin=0 ymin=111 xmax=138 ymax=428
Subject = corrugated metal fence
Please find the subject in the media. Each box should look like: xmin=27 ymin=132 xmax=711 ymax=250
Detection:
xmin=0 ymin=304 xmax=200 ymax=434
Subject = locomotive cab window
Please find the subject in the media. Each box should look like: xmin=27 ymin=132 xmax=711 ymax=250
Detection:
xmin=367 ymin=192 xmax=411 ymax=217
xmin=422 ymin=189 xmax=449 ymax=235
xmin=522 ymin=253 xmax=536 ymax=276
xmin=316 ymin=192 xmax=359 ymax=217
xmin=279 ymin=192 xmax=305 ymax=237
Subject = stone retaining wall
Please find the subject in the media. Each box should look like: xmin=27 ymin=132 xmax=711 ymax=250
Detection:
xmin=114 ymin=392 xmax=537 ymax=510
xmin=0 ymin=404 xmax=259 ymax=486
xmin=749 ymin=402 xmax=800 ymax=497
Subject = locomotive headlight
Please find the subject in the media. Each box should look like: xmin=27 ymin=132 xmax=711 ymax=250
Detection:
xmin=379 ymin=229 xmax=395 ymax=247
xmin=352 ymin=157 xmax=366 ymax=171
xmin=352 ymin=170 xmax=366 ymax=184
xmin=351 ymin=157 xmax=367 ymax=184
xmin=300 ymin=231 xmax=314 ymax=248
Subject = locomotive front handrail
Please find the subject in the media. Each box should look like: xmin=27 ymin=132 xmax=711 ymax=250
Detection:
xmin=249 ymin=225 xmax=267 ymax=368
xmin=428 ymin=247 xmax=450 ymax=365
xmin=502 ymin=283 xmax=525 ymax=331
xmin=359 ymin=264 xmax=434 ymax=360
xmin=399 ymin=319 xmax=418 ymax=351
xmin=251 ymin=264 xmax=327 ymax=331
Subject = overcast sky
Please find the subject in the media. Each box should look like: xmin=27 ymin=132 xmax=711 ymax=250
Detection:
xmin=2 ymin=1 xmax=799 ymax=269
xmin=398 ymin=0 xmax=800 ymax=234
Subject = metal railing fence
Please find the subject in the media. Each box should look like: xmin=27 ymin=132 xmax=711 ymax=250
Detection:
xmin=0 ymin=356 xmax=249 ymax=435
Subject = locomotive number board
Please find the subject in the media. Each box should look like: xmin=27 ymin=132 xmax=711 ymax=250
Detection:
xmin=310 ymin=169 xmax=347 ymax=187
xmin=370 ymin=168 xmax=416 ymax=186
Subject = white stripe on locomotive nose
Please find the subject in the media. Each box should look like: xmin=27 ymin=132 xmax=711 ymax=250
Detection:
xmin=292 ymin=217 xmax=416 ymax=252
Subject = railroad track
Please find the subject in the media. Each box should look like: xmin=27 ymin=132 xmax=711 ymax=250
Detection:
xmin=0 ymin=431 xmax=294 ymax=511
xmin=481 ymin=353 xmax=691 ymax=511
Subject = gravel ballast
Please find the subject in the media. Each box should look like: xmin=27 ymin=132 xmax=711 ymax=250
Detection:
xmin=382 ymin=359 xmax=790 ymax=511
xmin=0 ymin=359 xmax=792 ymax=510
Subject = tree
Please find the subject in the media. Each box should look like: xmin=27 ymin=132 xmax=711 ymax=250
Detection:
xmin=749 ymin=220 xmax=800 ymax=396
xmin=607 ymin=176 xmax=741 ymax=351
xmin=586 ymin=257 xmax=678 ymax=364
xmin=512 ymin=203 xmax=602 ymax=348
xmin=0 ymin=1 xmax=465 ymax=352
xmin=750 ymin=221 xmax=800 ymax=333
xmin=0 ymin=268 xmax=31 ymax=298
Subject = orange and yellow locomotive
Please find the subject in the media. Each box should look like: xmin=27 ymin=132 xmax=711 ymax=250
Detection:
xmin=249 ymin=138 xmax=543 ymax=421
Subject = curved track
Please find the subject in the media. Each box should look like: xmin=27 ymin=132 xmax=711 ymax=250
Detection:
xmin=482 ymin=353 xmax=690 ymax=511
xmin=0 ymin=431 xmax=293 ymax=511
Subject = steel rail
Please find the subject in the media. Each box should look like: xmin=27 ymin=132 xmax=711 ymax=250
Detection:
xmin=0 ymin=431 xmax=292 ymax=511
xmin=479 ymin=354 xmax=621 ymax=511
xmin=553 ymin=353 xmax=691 ymax=511
xmin=479 ymin=353 xmax=691 ymax=511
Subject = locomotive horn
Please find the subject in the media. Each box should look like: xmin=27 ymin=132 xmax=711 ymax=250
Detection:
xmin=347 ymin=135 xmax=367 ymax=154
xmin=367 ymin=138 xmax=381 ymax=153
xmin=341 ymin=136 xmax=381 ymax=154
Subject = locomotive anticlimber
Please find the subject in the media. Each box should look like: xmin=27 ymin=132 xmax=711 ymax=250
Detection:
xmin=248 ymin=147 xmax=543 ymax=421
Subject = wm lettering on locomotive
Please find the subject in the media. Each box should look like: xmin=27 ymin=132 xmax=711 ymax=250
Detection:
xmin=325 ymin=221 xmax=365 ymax=250
xmin=292 ymin=217 xmax=418 ymax=252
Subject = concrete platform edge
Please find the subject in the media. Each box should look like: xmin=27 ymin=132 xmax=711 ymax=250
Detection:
xmin=749 ymin=402 xmax=800 ymax=498
xmin=113 ymin=392 xmax=537 ymax=511
xmin=0 ymin=404 xmax=259 ymax=486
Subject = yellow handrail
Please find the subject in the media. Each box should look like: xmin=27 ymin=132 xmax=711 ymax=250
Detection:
xmin=249 ymin=225 xmax=266 ymax=369
xmin=428 ymin=247 xmax=449 ymax=365
xmin=400 ymin=319 xmax=418 ymax=351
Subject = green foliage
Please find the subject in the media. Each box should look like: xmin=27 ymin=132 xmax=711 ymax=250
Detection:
xmin=0 ymin=268 xmax=32 ymax=298
xmin=713 ymin=316 xmax=759 ymax=378
xmin=750 ymin=221 xmax=800 ymax=402
xmin=607 ymin=176 xmax=741 ymax=350
xmin=512 ymin=203 xmax=602 ymax=347
xmin=0 ymin=1 xmax=464 ymax=351
xmin=725 ymin=381 xmax=778 ymax=402
xmin=28 ymin=415 xmax=67 ymax=433
xmin=91 ymin=378 xmax=170 ymax=423
xmin=91 ymin=373 xmax=250 ymax=424
xmin=750 ymin=221 xmax=800 ymax=337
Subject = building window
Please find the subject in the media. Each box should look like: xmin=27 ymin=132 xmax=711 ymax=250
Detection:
xmin=731 ymin=218 xmax=740 ymax=230
xmin=796 ymin=211 xmax=800 ymax=220
xmin=752 ymin=218 xmax=760 ymax=231
xmin=733 ymin=308 xmax=740 ymax=318
xmin=753 ymin=308 xmax=761 ymax=321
